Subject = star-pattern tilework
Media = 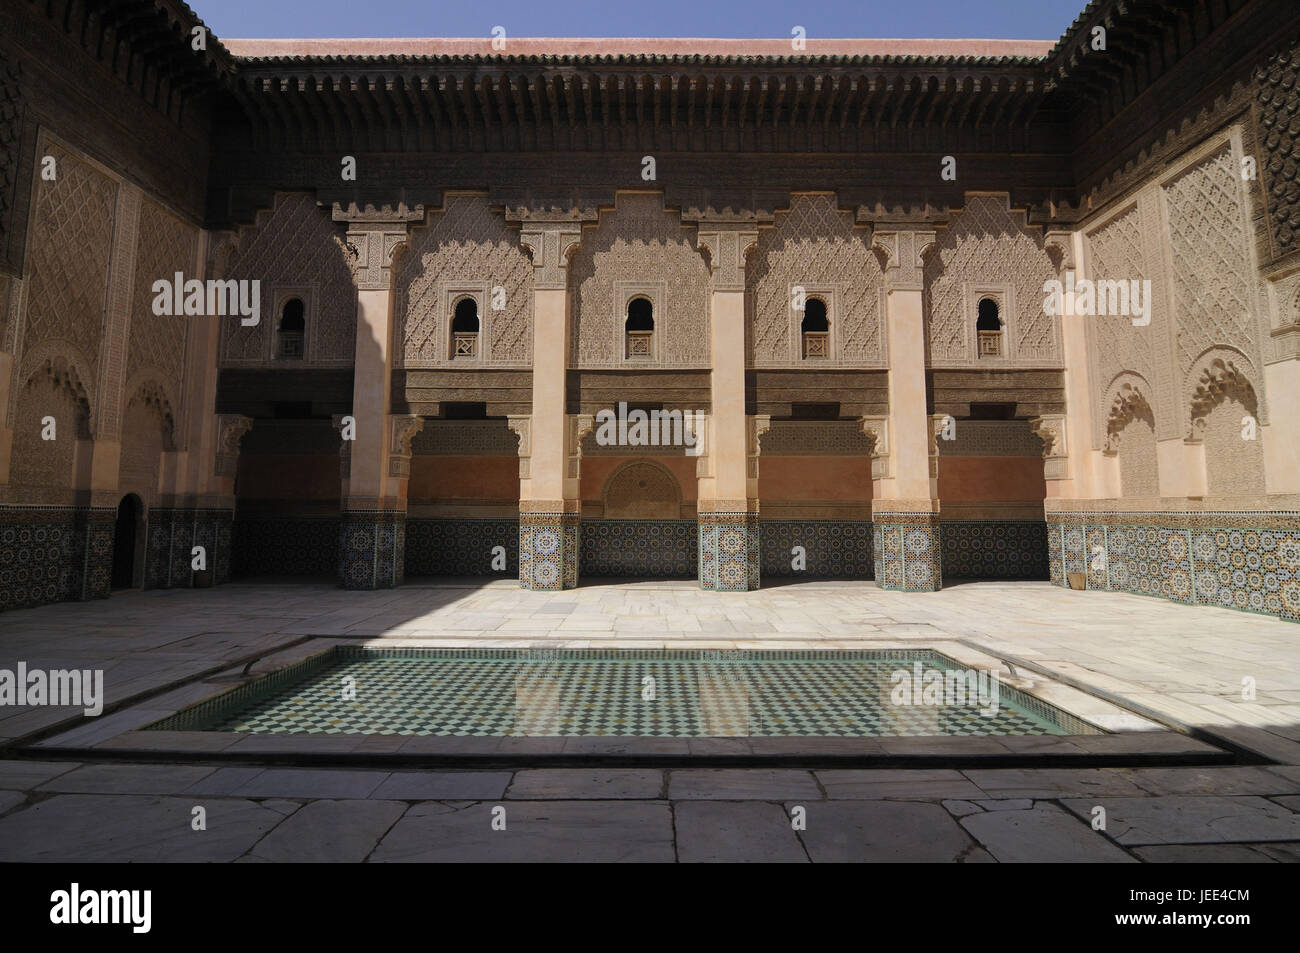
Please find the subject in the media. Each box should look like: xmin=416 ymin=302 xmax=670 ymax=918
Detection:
xmin=149 ymin=647 xmax=1098 ymax=738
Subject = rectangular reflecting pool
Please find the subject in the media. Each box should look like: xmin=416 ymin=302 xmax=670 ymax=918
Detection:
xmin=146 ymin=648 xmax=1103 ymax=738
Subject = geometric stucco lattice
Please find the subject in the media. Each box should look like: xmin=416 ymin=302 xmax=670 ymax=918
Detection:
xmin=129 ymin=197 xmax=198 ymax=419
xmin=570 ymin=193 xmax=711 ymax=368
xmin=1086 ymin=202 xmax=1157 ymax=449
xmin=21 ymin=141 xmax=118 ymax=392
xmin=745 ymin=193 xmax=884 ymax=367
xmin=219 ymin=192 xmax=356 ymax=367
xmin=1163 ymin=144 xmax=1267 ymax=417
xmin=395 ymin=193 xmax=533 ymax=368
xmin=924 ymin=193 xmax=1060 ymax=367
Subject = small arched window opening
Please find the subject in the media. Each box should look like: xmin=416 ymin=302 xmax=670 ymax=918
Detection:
xmin=451 ymin=297 xmax=480 ymax=359
xmin=626 ymin=297 xmax=654 ymax=359
xmin=278 ymin=298 xmax=305 ymax=359
xmin=976 ymin=298 xmax=1002 ymax=358
xmin=801 ymin=297 xmax=829 ymax=359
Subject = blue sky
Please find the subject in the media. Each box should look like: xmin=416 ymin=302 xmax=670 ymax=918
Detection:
xmin=199 ymin=0 xmax=1088 ymax=41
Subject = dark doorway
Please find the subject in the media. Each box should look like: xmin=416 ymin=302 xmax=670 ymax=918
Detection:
xmin=112 ymin=494 xmax=142 ymax=590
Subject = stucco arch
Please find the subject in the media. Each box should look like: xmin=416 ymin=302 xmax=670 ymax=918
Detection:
xmin=601 ymin=459 xmax=683 ymax=519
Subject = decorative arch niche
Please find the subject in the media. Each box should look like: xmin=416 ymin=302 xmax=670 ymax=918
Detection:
xmin=1186 ymin=352 xmax=1265 ymax=500
xmin=1103 ymin=376 xmax=1160 ymax=500
xmin=601 ymin=460 xmax=683 ymax=520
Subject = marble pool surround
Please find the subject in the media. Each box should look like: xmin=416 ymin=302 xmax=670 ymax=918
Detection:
xmin=22 ymin=635 xmax=1238 ymax=766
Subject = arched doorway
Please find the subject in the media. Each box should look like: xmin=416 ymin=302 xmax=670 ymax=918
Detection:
xmin=112 ymin=494 xmax=144 ymax=590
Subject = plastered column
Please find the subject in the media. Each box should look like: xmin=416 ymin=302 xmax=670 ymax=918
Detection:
xmin=335 ymin=208 xmax=419 ymax=590
xmin=696 ymin=228 xmax=761 ymax=591
xmin=871 ymin=229 xmax=941 ymax=591
xmin=517 ymin=225 xmax=582 ymax=590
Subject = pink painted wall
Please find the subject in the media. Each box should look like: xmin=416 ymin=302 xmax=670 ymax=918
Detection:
xmin=937 ymin=457 xmax=1046 ymax=502
xmin=759 ymin=457 xmax=874 ymax=501
xmin=236 ymin=454 xmax=340 ymax=500
xmin=408 ymin=456 xmax=520 ymax=500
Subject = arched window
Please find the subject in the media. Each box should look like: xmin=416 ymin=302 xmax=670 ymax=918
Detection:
xmin=451 ymin=297 xmax=480 ymax=358
xmin=976 ymin=298 xmax=1002 ymax=357
xmin=626 ymin=297 xmax=654 ymax=359
xmin=278 ymin=298 xmax=305 ymax=359
xmin=801 ymin=297 xmax=829 ymax=359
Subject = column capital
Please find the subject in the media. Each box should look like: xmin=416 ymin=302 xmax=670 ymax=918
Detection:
xmin=1029 ymin=413 xmax=1070 ymax=480
xmin=857 ymin=414 xmax=891 ymax=480
xmin=519 ymin=225 xmax=582 ymax=290
xmin=343 ymin=225 xmax=411 ymax=291
xmin=928 ymin=413 xmax=953 ymax=479
xmin=387 ymin=414 xmax=425 ymax=479
xmin=507 ymin=415 xmax=532 ymax=479
xmin=697 ymin=228 xmax=759 ymax=292
xmin=745 ymin=413 xmax=771 ymax=484
xmin=213 ymin=414 xmax=252 ymax=478
xmin=331 ymin=413 xmax=353 ymax=486
xmin=871 ymin=228 xmax=936 ymax=292
xmin=1043 ymin=229 xmax=1076 ymax=275
xmin=565 ymin=413 xmax=596 ymax=487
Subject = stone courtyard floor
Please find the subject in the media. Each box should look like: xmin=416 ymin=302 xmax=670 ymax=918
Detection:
xmin=2 ymin=577 xmax=1300 ymax=862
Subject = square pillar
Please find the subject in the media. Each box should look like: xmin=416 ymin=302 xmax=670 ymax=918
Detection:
xmin=696 ymin=229 xmax=762 ymax=590
xmin=871 ymin=229 xmax=942 ymax=591
xmin=517 ymin=225 xmax=584 ymax=590
xmin=333 ymin=205 xmax=422 ymax=590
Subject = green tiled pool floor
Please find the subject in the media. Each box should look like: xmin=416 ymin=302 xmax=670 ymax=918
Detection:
xmin=147 ymin=648 xmax=1102 ymax=738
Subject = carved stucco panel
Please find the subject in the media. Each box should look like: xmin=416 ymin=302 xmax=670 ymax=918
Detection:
xmin=21 ymin=140 xmax=118 ymax=393
xmin=570 ymin=193 xmax=710 ymax=368
xmin=128 ymin=198 xmax=197 ymax=417
xmin=1162 ymin=142 xmax=1268 ymax=423
xmin=396 ymin=194 xmax=534 ymax=368
xmin=219 ymin=193 xmax=356 ymax=367
xmin=746 ymin=194 xmax=884 ymax=367
xmin=1085 ymin=200 xmax=1160 ymax=449
xmin=924 ymin=194 xmax=1060 ymax=367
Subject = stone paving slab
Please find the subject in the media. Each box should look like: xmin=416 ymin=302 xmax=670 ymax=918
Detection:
xmin=674 ymin=801 xmax=808 ymax=862
xmin=961 ymin=804 xmax=1136 ymax=862
xmin=792 ymin=800 xmax=994 ymax=862
xmin=507 ymin=769 xmax=665 ymax=800
xmin=0 ymin=795 xmax=291 ymax=862
xmin=963 ymin=768 xmax=1149 ymax=799
xmin=1133 ymin=844 xmax=1279 ymax=862
xmin=0 ymin=760 xmax=81 ymax=788
xmin=815 ymin=769 xmax=985 ymax=800
xmin=1060 ymin=796 xmax=1300 ymax=845
xmin=371 ymin=771 xmax=513 ymax=800
xmin=1125 ymin=766 xmax=1300 ymax=796
xmin=243 ymin=799 xmax=407 ymax=863
xmin=210 ymin=767 xmax=393 ymax=800
xmin=667 ymin=769 xmax=822 ymax=800
xmin=368 ymin=800 xmax=676 ymax=862
xmin=36 ymin=763 xmax=216 ymax=795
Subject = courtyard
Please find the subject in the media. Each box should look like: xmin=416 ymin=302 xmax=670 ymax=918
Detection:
xmin=1 ymin=578 xmax=1298 ymax=862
